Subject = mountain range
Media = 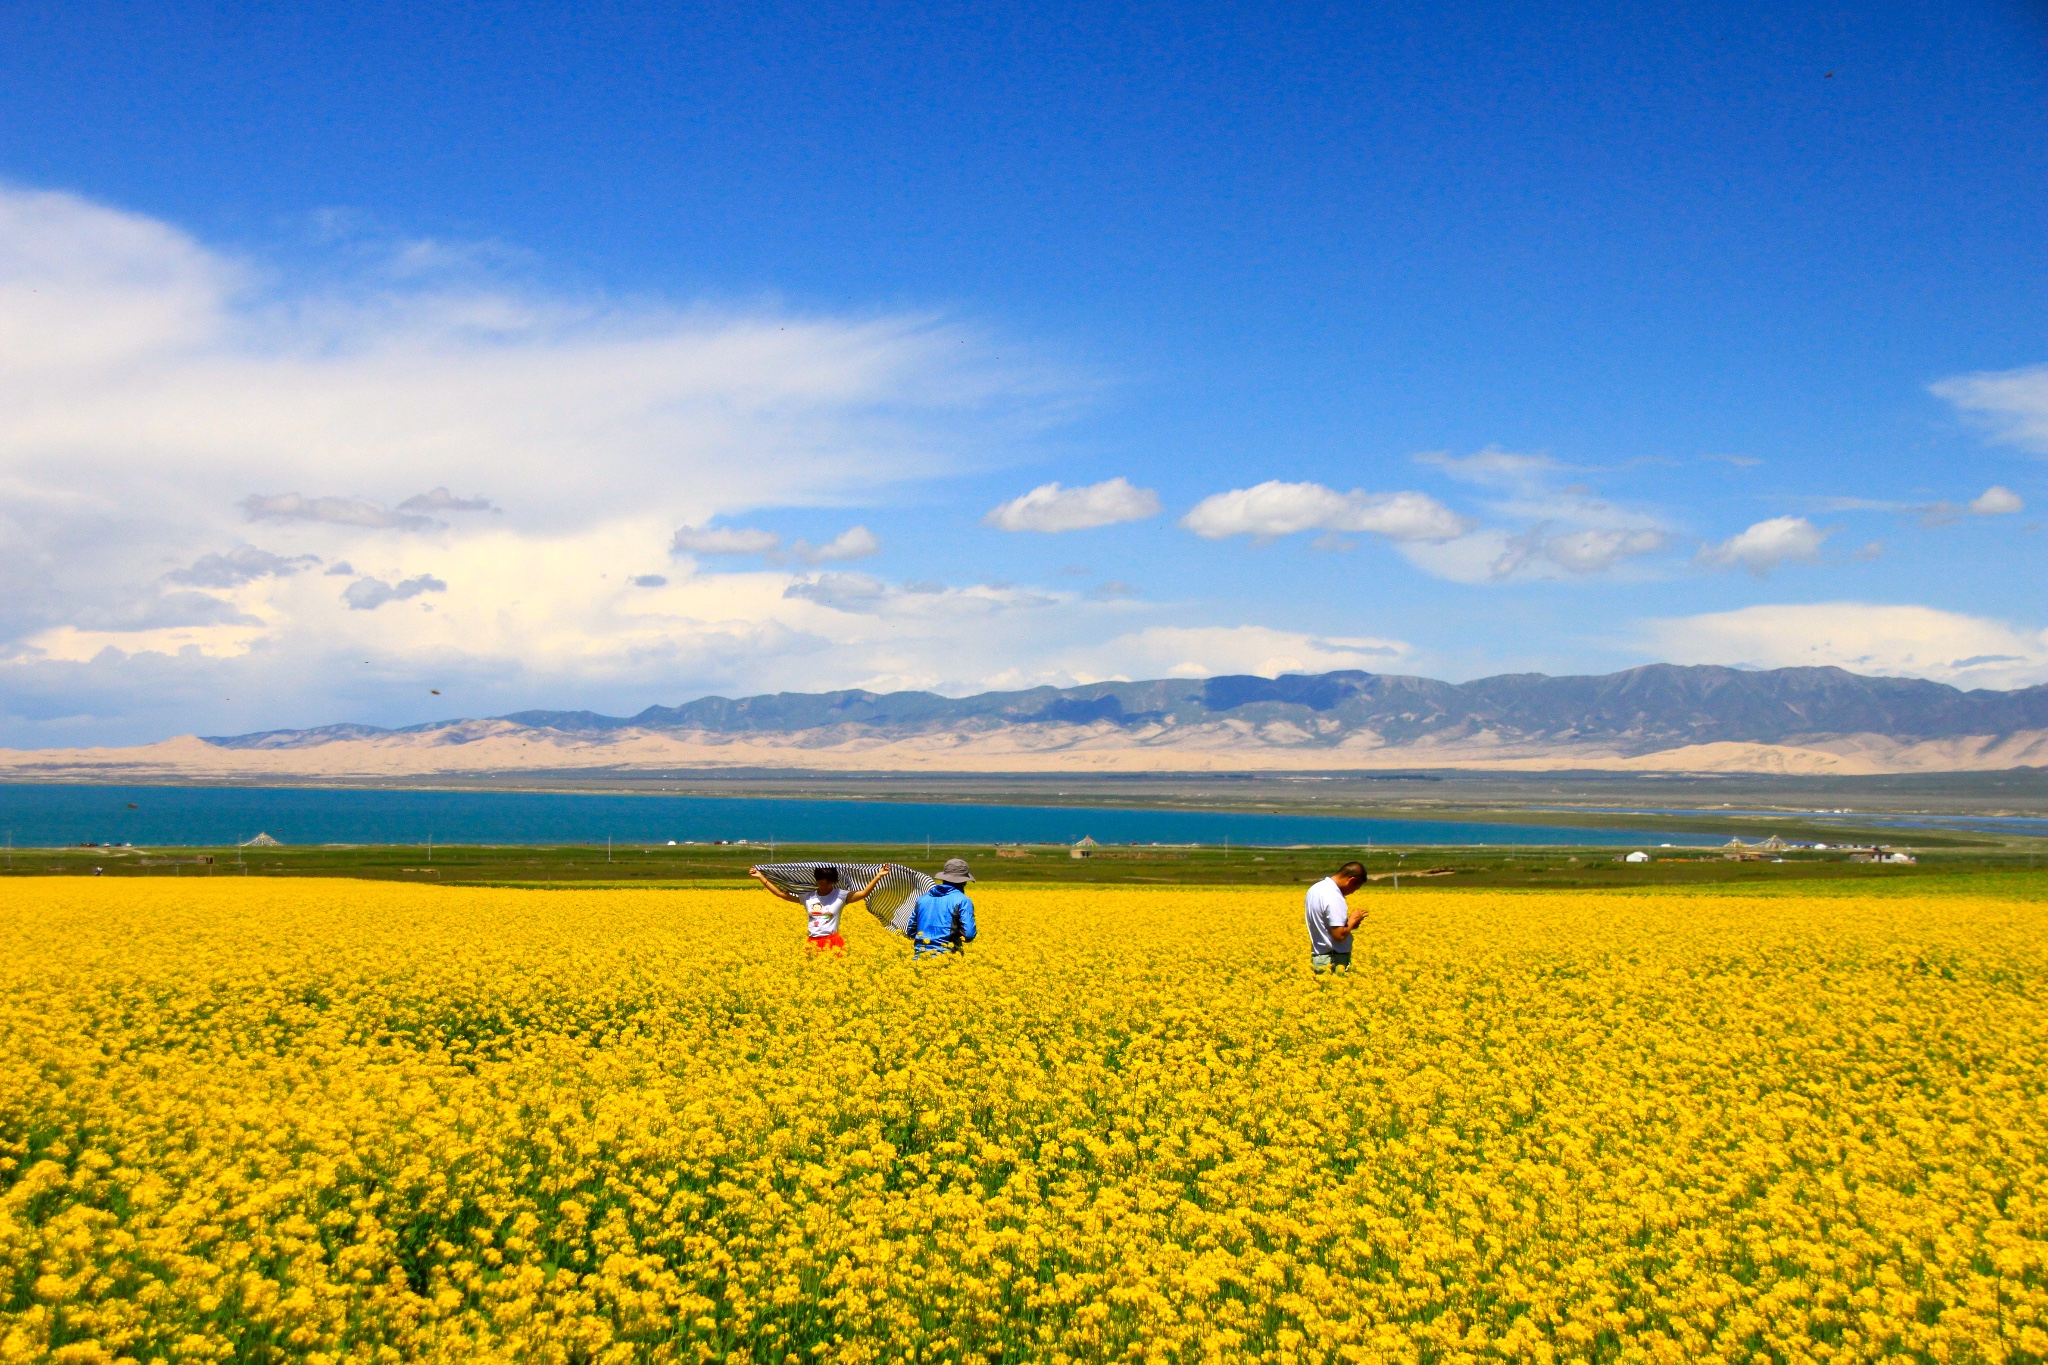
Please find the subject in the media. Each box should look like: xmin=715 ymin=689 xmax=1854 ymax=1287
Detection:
xmin=4 ymin=664 xmax=2047 ymax=781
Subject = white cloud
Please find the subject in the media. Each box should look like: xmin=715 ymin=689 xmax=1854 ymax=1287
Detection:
xmin=0 ymin=185 xmax=1059 ymax=742
xmin=671 ymin=525 xmax=783 ymax=556
xmin=1397 ymin=447 xmax=1674 ymax=584
xmin=1932 ymin=362 xmax=2048 ymax=454
xmin=782 ymin=571 xmax=1053 ymax=617
xmin=1697 ymin=516 xmax=1830 ymax=575
xmin=242 ymin=492 xmax=444 ymax=531
xmin=793 ymin=525 xmax=880 ymax=564
xmin=1415 ymin=448 xmax=1563 ymax=490
xmin=985 ymin=477 xmax=1161 ymax=532
xmin=1971 ymin=485 xmax=2024 ymax=515
xmin=1399 ymin=524 xmax=1668 ymax=584
xmin=342 ymin=574 xmax=447 ymax=611
xmin=1182 ymin=481 xmax=1467 ymax=542
xmin=164 ymin=547 xmax=319 ymax=588
xmin=1540 ymin=528 xmax=1669 ymax=573
xmin=1072 ymin=626 xmax=1410 ymax=681
xmin=399 ymin=486 xmax=498 ymax=514
xmin=1641 ymin=602 xmax=2048 ymax=689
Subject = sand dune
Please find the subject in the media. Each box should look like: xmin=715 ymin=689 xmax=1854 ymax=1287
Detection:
xmin=2 ymin=720 xmax=2043 ymax=782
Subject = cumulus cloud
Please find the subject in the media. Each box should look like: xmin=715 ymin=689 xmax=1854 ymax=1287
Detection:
xmin=1931 ymin=362 xmax=2048 ymax=454
xmin=1183 ymin=481 xmax=1468 ymax=542
xmin=342 ymin=574 xmax=447 ymax=611
xmin=0 ymin=184 xmax=1055 ymax=741
xmin=1640 ymin=602 xmax=2048 ymax=689
xmin=1072 ymin=626 xmax=1410 ymax=681
xmin=1697 ymin=516 xmax=1830 ymax=575
xmin=792 ymin=526 xmax=880 ymax=564
xmin=164 ymin=546 xmax=319 ymax=588
xmin=670 ymin=526 xmax=783 ymax=556
xmin=985 ymin=477 xmax=1161 ymax=532
xmin=1971 ymin=485 xmax=2025 ymax=515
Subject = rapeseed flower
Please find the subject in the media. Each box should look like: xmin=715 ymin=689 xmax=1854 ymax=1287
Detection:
xmin=1 ymin=880 xmax=2043 ymax=1362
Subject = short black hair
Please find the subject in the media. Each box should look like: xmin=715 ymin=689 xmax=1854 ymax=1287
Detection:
xmin=814 ymin=866 xmax=840 ymax=883
xmin=1338 ymin=861 xmax=1367 ymax=881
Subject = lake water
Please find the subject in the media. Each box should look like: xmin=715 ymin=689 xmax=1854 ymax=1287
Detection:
xmin=1536 ymin=806 xmax=2048 ymax=838
xmin=0 ymin=783 xmax=1709 ymax=850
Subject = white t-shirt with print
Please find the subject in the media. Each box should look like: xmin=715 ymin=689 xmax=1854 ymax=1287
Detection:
xmin=805 ymin=888 xmax=849 ymax=938
xmin=1304 ymin=877 xmax=1351 ymax=955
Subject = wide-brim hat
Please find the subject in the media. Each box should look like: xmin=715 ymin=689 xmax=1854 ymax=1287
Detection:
xmin=939 ymin=857 xmax=975 ymax=884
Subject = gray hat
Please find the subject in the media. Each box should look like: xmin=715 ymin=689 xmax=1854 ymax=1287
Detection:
xmin=939 ymin=857 xmax=974 ymax=884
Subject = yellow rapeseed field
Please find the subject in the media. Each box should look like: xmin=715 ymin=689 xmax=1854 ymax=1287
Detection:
xmin=2 ymin=878 xmax=2045 ymax=1364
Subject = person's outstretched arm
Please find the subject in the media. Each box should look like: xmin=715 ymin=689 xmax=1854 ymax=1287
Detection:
xmin=748 ymin=867 xmax=804 ymax=904
xmin=956 ymin=895 xmax=977 ymax=944
xmin=845 ymin=864 xmax=893 ymax=905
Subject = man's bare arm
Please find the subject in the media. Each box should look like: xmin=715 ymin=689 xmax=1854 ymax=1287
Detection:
xmin=1328 ymin=902 xmax=1368 ymax=944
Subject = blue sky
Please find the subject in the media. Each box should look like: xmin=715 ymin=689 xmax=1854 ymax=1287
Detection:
xmin=1 ymin=0 xmax=2045 ymax=744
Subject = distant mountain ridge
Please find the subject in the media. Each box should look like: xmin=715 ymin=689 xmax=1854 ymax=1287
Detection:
xmin=205 ymin=664 xmax=2048 ymax=756
xmin=7 ymin=662 xmax=2043 ymax=781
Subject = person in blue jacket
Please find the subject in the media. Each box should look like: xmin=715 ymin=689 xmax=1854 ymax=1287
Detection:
xmin=908 ymin=857 xmax=977 ymax=958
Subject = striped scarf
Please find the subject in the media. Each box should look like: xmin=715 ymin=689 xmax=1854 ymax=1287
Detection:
xmin=752 ymin=861 xmax=936 ymax=936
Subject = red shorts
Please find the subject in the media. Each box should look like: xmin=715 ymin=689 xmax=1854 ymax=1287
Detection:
xmin=807 ymin=932 xmax=846 ymax=952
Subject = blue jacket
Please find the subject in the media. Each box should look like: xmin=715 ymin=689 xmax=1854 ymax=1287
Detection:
xmin=908 ymin=884 xmax=976 ymax=955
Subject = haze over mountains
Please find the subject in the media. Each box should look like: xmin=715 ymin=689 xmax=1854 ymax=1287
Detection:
xmin=4 ymin=665 xmax=2047 ymax=782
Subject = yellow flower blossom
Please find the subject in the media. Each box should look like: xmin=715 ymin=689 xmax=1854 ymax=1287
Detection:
xmin=1 ymin=879 xmax=2044 ymax=1362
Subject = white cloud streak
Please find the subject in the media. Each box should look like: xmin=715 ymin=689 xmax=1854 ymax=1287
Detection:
xmin=671 ymin=526 xmax=783 ymax=556
xmin=1932 ymin=362 xmax=2048 ymax=454
xmin=985 ymin=477 xmax=1161 ymax=532
xmin=1066 ymin=626 xmax=1409 ymax=681
xmin=1397 ymin=448 xmax=1675 ymax=584
xmin=1182 ymin=481 xmax=1468 ymax=542
xmin=242 ymin=492 xmax=442 ymax=531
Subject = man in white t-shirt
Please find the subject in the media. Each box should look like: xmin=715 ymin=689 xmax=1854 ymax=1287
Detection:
xmin=749 ymin=863 xmax=893 ymax=952
xmin=1304 ymin=861 xmax=1369 ymax=974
